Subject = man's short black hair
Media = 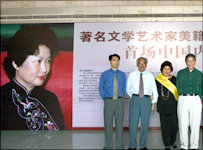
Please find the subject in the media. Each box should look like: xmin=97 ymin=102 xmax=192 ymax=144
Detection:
xmin=109 ymin=54 xmax=120 ymax=61
xmin=160 ymin=61 xmax=173 ymax=73
xmin=185 ymin=53 xmax=196 ymax=61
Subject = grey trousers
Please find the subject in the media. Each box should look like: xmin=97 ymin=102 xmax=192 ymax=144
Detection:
xmin=129 ymin=95 xmax=151 ymax=149
xmin=104 ymin=98 xmax=124 ymax=149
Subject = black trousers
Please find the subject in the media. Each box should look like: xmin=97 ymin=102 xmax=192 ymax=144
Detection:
xmin=159 ymin=113 xmax=178 ymax=147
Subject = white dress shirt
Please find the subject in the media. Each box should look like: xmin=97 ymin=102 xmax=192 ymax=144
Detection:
xmin=126 ymin=70 xmax=158 ymax=103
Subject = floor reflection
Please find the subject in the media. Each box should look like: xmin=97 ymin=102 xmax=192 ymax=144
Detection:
xmin=1 ymin=129 xmax=202 ymax=149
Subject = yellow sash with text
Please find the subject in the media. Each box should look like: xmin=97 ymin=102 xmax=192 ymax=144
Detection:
xmin=156 ymin=74 xmax=179 ymax=101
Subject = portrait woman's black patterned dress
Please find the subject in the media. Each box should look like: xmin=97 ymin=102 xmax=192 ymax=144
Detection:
xmin=1 ymin=79 xmax=65 ymax=130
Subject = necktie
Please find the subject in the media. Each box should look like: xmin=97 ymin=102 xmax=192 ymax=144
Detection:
xmin=113 ymin=71 xmax=118 ymax=100
xmin=138 ymin=73 xmax=144 ymax=98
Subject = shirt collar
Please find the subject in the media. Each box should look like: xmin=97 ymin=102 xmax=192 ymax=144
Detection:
xmin=186 ymin=67 xmax=196 ymax=73
xmin=110 ymin=68 xmax=119 ymax=73
xmin=138 ymin=70 xmax=146 ymax=75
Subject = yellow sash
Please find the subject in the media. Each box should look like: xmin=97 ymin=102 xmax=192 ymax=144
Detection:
xmin=156 ymin=74 xmax=179 ymax=101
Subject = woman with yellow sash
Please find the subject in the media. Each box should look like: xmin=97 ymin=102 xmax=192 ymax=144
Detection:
xmin=155 ymin=61 xmax=178 ymax=150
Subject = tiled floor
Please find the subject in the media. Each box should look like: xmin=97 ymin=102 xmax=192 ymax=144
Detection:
xmin=1 ymin=129 xmax=202 ymax=149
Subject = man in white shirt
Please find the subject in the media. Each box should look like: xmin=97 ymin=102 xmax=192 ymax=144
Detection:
xmin=127 ymin=57 xmax=158 ymax=150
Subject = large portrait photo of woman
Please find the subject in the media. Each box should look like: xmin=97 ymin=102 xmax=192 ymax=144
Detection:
xmin=1 ymin=24 xmax=73 ymax=130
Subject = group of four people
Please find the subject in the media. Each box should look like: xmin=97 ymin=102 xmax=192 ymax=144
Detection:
xmin=99 ymin=54 xmax=202 ymax=150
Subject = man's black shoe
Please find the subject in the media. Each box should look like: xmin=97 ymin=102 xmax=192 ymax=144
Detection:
xmin=171 ymin=143 xmax=178 ymax=148
xmin=140 ymin=147 xmax=148 ymax=150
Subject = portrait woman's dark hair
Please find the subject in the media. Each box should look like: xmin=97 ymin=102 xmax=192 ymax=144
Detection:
xmin=160 ymin=61 xmax=173 ymax=73
xmin=3 ymin=25 xmax=60 ymax=80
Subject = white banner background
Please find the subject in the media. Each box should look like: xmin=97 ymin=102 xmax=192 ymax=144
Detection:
xmin=73 ymin=22 xmax=202 ymax=128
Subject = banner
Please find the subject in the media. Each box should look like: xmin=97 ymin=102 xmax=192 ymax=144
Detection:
xmin=1 ymin=22 xmax=202 ymax=129
xmin=73 ymin=22 xmax=202 ymax=128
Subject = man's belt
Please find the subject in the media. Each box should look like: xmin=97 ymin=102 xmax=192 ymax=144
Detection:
xmin=180 ymin=93 xmax=198 ymax=96
xmin=105 ymin=97 xmax=123 ymax=99
xmin=133 ymin=94 xmax=150 ymax=97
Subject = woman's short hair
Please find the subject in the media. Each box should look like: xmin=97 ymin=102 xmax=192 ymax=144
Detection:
xmin=160 ymin=61 xmax=173 ymax=73
xmin=3 ymin=25 xmax=60 ymax=80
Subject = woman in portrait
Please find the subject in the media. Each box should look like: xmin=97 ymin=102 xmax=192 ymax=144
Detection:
xmin=1 ymin=25 xmax=65 ymax=130
xmin=156 ymin=61 xmax=178 ymax=150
